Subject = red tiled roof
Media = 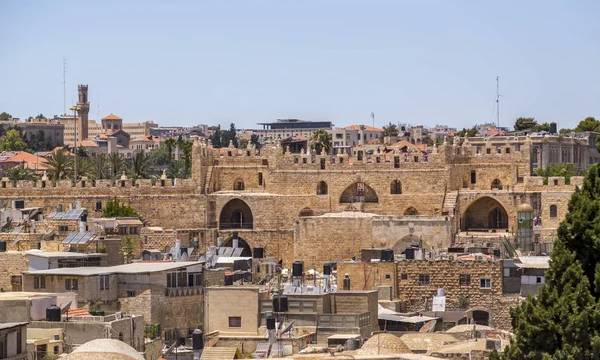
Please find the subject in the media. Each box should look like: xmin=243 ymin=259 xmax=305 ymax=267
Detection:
xmin=0 ymin=151 xmax=49 ymax=170
xmin=102 ymin=113 xmax=122 ymax=121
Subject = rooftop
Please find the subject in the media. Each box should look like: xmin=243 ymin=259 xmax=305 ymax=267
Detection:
xmin=0 ymin=322 xmax=28 ymax=331
xmin=26 ymin=260 xmax=204 ymax=276
xmin=25 ymin=250 xmax=105 ymax=259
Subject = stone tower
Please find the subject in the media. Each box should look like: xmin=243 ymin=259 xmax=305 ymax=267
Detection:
xmin=76 ymin=84 xmax=90 ymax=140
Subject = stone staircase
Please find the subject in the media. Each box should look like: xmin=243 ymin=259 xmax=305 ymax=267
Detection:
xmin=442 ymin=191 xmax=458 ymax=215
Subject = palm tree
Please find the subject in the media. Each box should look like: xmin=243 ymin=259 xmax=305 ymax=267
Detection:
xmin=108 ymin=153 xmax=124 ymax=178
xmin=130 ymin=151 xmax=150 ymax=179
xmin=46 ymin=149 xmax=72 ymax=180
xmin=310 ymin=129 xmax=332 ymax=155
xmin=91 ymin=154 xmax=109 ymax=180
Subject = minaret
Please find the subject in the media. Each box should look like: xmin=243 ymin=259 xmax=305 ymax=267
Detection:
xmin=76 ymin=84 xmax=89 ymax=140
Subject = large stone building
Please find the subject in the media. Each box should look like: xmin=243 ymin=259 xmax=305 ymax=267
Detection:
xmin=0 ymin=137 xmax=586 ymax=269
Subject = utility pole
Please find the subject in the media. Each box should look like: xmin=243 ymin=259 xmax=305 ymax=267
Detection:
xmin=496 ymin=76 xmax=501 ymax=128
xmin=371 ymin=112 xmax=375 ymax=128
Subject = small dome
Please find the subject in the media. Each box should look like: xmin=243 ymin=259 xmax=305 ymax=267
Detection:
xmin=359 ymin=333 xmax=411 ymax=354
xmin=517 ymin=203 xmax=534 ymax=212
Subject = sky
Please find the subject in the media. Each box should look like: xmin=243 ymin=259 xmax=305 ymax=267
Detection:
xmin=1 ymin=0 xmax=599 ymax=130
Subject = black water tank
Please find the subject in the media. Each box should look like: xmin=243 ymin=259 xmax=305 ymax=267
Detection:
xmin=253 ymin=247 xmax=264 ymax=258
xmin=0 ymin=241 xmax=6 ymax=252
xmin=224 ymin=274 xmax=233 ymax=286
xmin=381 ymin=249 xmax=394 ymax=262
xmin=192 ymin=329 xmax=204 ymax=350
xmin=343 ymin=275 xmax=351 ymax=290
xmin=46 ymin=305 xmax=61 ymax=322
xmin=272 ymin=295 xmax=288 ymax=312
xmin=550 ymin=122 xmax=557 ymax=134
xmin=323 ymin=263 xmax=332 ymax=276
xmin=292 ymin=261 xmax=303 ymax=277
xmin=266 ymin=316 xmax=276 ymax=330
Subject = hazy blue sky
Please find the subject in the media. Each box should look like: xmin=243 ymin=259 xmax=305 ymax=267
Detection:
xmin=1 ymin=0 xmax=599 ymax=129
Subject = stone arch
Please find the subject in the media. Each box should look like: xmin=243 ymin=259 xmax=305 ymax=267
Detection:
xmin=462 ymin=196 xmax=508 ymax=231
xmin=219 ymin=199 xmax=253 ymax=229
xmin=299 ymin=207 xmax=315 ymax=217
xmin=339 ymin=182 xmax=379 ymax=203
xmin=316 ymin=181 xmax=328 ymax=195
xmin=390 ymin=180 xmax=402 ymax=194
xmin=404 ymin=207 xmax=418 ymax=216
xmin=222 ymin=234 xmax=252 ymax=257
xmin=233 ymin=178 xmax=245 ymax=191
xmin=392 ymin=234 xmax=421 ymax=254
xmin=466 ymin=308 xmax=490 ymax=326
xmin=491 ymin=178 xmax=503 ymax=190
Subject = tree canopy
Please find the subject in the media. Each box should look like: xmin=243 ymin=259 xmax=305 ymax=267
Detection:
xmin=497 ymin=164 xmax=600 ymax=358
xmin=455 ymin=127 xmax=478 ymax=137
xmin=383 ymin=122 xmax=399 ymax=137
xmin=0 ymin=129 xmax=27 ymax=151
xmin=513 ymin=117 xmax=552 ymax=132
xmin=310 ymin=129 xmax=332 ymax=154
xmin=102 ymin=199 xmax=138 ymax=217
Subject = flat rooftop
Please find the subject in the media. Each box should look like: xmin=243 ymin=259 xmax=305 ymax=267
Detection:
xmin=26 ymin=261 xmax=204 ymax=276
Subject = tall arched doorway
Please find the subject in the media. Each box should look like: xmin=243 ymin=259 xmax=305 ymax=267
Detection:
xmin=462 ymin=197 xmax=508 ymax=231
xmin=339 ymin=182 xmax=379 ymax=203
xmin=219 ymin=199 xmax=254 ymax=229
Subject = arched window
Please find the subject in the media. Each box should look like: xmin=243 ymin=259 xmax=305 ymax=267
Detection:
xmin=233 ymin=179 xmax=245 ymax=191
xmin=340 ymin=182 xmax=379 ymax=203
xmin=491 ymin=179 xmax=503 ymax=190
xmin=317 ymin=181 xmax=328 ymax=195
xmin=390 ymin=180 xmax=402 ymax=194
xmin=549 ymin=205 xmax=557 ymax=218
xmin=299 ymin=208 xmax=315 ymax=217
xmin=219 ymin=199 xmax=253 ymax=229
xmin=404 ymin=207 xmax=418 ymax=216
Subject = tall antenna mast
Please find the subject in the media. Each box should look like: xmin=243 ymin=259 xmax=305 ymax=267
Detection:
xmin=63 ymin=57 xmax=67 ymax=115
xmin=496 ymin=76 xmax=500 ymax=128
xmin=371 ymin=112 xmax=375 ymax=127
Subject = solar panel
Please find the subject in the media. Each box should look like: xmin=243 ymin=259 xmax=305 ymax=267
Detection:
xmin=63 ymin=231 xmax=95 ymax=244
xmin=232 ymin=247 xmax=244 ymax=257
xmin=51 ymin=209 xmax=85 ymax=220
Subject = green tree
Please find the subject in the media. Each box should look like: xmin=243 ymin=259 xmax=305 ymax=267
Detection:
xmin=0 ymin=129 xmax=27 ymax=151
xmin=310 ymin=129 xmax=332 ymax=154
xmin=210 ymin=126 xmax=222 ymax=148
xmin=220 ymin=123 xmax=238 ymax=148
xmin=3 ymin=165 xmax=36 ymax=181
xmin=456 ymin=127 xmax=477 ymax=137
xmin=91 ymin=154 xmax=109 ymax=180
xmin=46 ymin=149 xmax=72 ymax=180
xmin=514 ymin=117 xmax=538 ymax=131
xmin=108 ymin=153 xmax=124 ymax=178
xmin=178 ymin=140 xmax=193 ymax=177
xmin=536 ymin=164 xmax=576 ymax=184
xmin=130 ymin=151 xmax=151 ymax=179
xmin=574 ymin=116 xmax=600 ymax=132
xmin=164 ymin=138 xmax=176 ymax=160
xmin=250 ymin=134 xmax=261 ymax=149
xmin=383 ymin=122 xmax=399 ymax=137
xmin=0 ymin=112 xmax=11 ymax=121
xmin=499 ymin=164 xmax=600 ymax=358
xmin=102 ymin=199 xmax=138 ymax=217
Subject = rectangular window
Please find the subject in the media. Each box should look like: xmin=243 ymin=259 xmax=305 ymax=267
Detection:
xmin=258 ymin=172 xmax=263 ymax=186
xmin=14 ymin=200 xmax=25 ymax=209
xmin=126 ymin=290 xmax=136 ymax=297
xmin=470 ymin=170 xmax=476 ymax=184
xmin=99 ymin=275 xmax=109 ymax=290
xmin=400 ymin=273 xmax=408 ymax=280
xmin=459 ymin=274 xmax=471 ymax=286
xmin=418 ymin=274 xmax=430 ymax=285
xmin=480 ymin=278 xmax=491 ymax=289
xmin=95 ymin=201 xmax=102 ymax=211
xmin=486 ymin=148 xmax=491 ymax=154
xmin=228 ymin=316 xmax=242 ymax=328
xmin=58 ymin=225 xmax=69 ymax=232
xmin=65 ymin=278 xmax=78 ymax=291
xmin=394 ymin=156 xmax=400 ymax=168
xmin=34 ymin=275 xmax=46 ymax=289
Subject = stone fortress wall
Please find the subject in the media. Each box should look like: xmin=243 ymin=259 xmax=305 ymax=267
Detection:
xmin=0 ymin=138 xmax=585 ymax=266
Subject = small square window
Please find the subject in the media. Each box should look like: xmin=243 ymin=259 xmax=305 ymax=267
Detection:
xmin=480 ymin=278 xmax=491 ymax=289
xmin=228 ymin=316 xmax=242 ymax=328
xmin=385 ymin=274 xmax=391 ymax=280
xmin=459 ymin=274 xmax=471 ymax=286
xmin=400 ymin=273 xmax=408 ymax=280
xmin=418 ymin=274 xmax=430 ymax=285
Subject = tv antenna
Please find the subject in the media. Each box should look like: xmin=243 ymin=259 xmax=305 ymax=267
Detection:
xmin=371 ymin=112 xmax=375 ymax=127
xmin=63 ymin=57 xmax=67 ymax=115
xmin=496 ymin=76 xmax=501 ymax=128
